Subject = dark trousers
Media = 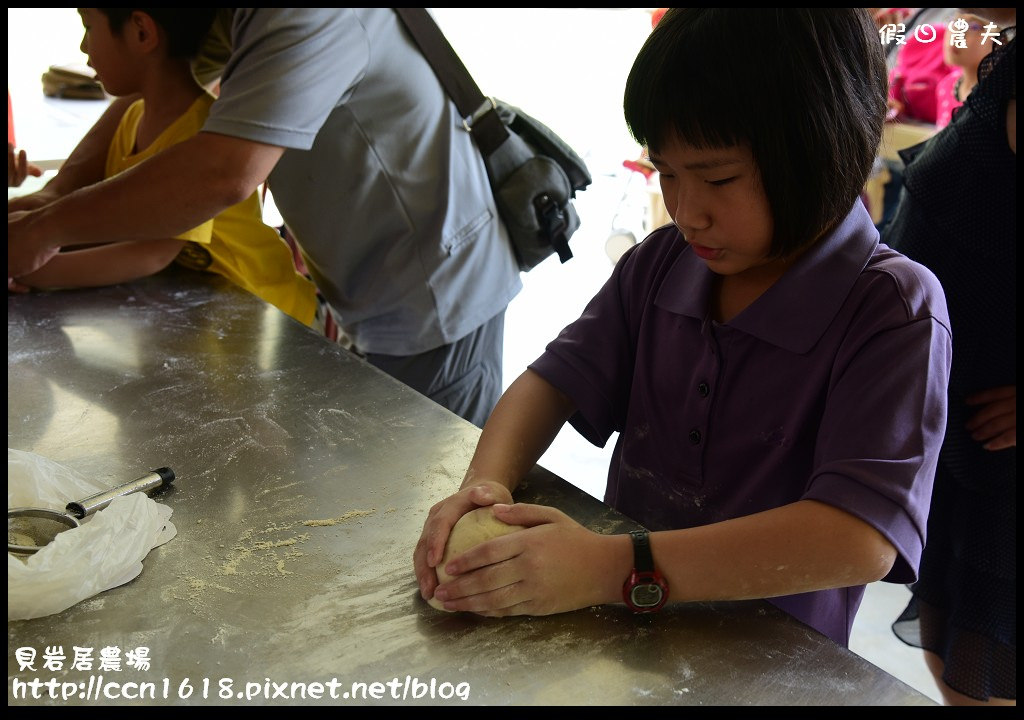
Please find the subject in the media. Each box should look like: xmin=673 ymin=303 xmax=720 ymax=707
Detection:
xmin=364 ymin=310 xmax=505 ymax=428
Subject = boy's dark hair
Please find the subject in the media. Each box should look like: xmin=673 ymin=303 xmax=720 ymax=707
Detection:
xmin=97 ymin=8 xmax=217 ymax=60
xmin=624 ymin=9 xmax=887 ymax=256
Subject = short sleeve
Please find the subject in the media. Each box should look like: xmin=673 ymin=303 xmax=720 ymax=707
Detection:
xmin=528 ymin=244 xmax=654 ymax=447
xmin=805 ymin=268 xmax=952 ymax=583
xmin=202 ymin=9 xmax=371 ymax=150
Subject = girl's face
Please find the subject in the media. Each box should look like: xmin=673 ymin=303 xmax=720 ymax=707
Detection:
xmin=649 ymin=134 xmax=780 ymax=280
xmin=78 ymin=8 xmax=135 ymax=96
xmin=943 ymin=13 xmax=999 ymax=72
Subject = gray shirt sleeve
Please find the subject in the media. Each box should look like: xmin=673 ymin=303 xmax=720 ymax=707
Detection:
xmin=201 ymin=8 xmax=369 ymax=150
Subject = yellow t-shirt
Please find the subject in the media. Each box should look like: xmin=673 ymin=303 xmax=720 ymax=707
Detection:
xmin=105 ymin=93 xmax=318 ymax=326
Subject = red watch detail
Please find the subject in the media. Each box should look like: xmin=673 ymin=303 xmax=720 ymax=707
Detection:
xmin=623 ymin=569 xmax=669 ymax=612
xmin=622 ymin=530 xmax=669 ymax=613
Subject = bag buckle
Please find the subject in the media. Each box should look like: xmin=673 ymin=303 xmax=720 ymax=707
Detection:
xmin=462 ymin=97 xmax=497 ymax=132
xmin=534 ymin=194 xmax=573 ymax=263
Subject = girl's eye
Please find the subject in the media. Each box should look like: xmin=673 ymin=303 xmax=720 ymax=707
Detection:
xmin=708 ymin=177 xmax=736 ymax=186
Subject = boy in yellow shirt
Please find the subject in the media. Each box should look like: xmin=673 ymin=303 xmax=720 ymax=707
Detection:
xmin=13 ymin=8 xmax=318 ymax=327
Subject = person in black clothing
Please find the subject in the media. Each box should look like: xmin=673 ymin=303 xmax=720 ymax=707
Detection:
xmin=884 ymin=9 xmax=1016 ymax=706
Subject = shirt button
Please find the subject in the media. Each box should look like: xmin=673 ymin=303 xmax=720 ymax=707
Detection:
xmin=688 ymin=429 xmax=701 ymax=444
xmin=698 ymin=382 xmax=710 ymax=397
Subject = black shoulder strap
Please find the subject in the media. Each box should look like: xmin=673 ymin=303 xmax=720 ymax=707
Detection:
xmin=394 ymin=8 xmax=509 ymax=157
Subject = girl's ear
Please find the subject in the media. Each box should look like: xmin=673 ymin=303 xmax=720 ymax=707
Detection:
xmin=127 ymin=11 xmax=160 ymax=54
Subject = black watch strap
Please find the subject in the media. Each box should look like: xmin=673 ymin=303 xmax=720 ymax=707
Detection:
xmin=623 ymin=528 xmax=668 ymax=613
xmin=630 ymin=529 xmax=655 ymax=572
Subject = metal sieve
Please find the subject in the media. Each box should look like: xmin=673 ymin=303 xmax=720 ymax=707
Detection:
xmin=8 ymin=467 xmax=175 ymax=554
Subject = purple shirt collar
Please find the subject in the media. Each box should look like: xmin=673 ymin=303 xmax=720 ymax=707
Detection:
xmin=654 ymin=203 xmax=880 ymax=353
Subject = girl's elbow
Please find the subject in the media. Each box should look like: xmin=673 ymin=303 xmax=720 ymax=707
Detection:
xmin=859 ymin=535 xmax=898 ymax=583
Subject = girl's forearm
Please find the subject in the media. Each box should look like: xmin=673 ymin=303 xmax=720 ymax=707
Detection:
xmin=460 ymin=369 xmax=576 ymax=493
xmin=651 ymin=500 xmax=897 ymax=604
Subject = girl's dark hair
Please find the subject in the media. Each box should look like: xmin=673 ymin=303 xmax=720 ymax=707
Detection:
xmin=97 ymin=8 xmax=218 ymax=59
xmin=624 ymin=8 xmax=887 ymax=256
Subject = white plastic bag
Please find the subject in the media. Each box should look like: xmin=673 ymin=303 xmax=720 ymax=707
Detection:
xmin=7 ymin=449 xmax=177 ymax=621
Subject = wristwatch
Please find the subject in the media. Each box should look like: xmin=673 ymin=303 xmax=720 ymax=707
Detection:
xmin=622 ymin=529 xmax=669 ymax=613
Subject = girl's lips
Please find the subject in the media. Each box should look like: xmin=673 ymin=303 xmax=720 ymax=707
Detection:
xmin=689 ymin=243 xmax=723 ymax=261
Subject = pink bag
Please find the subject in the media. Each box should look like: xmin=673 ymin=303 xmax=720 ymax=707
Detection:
xmin=888 ymin=24 xmax=952 ymax=124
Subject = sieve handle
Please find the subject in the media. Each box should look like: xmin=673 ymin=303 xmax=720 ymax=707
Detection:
xmin=66 ymin=467 xmax=175 ymax=519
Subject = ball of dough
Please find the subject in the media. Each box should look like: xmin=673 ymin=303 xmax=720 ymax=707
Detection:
xmin=428 ymin=506 xmax=526 ymax=611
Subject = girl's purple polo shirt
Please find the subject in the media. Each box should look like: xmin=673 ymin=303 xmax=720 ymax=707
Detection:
xmin=528 ymin=203 xmax=952 ymax=646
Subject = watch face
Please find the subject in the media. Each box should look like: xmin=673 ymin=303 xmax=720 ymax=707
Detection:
xmin=629 ymin=582 xmax=664 ymax=608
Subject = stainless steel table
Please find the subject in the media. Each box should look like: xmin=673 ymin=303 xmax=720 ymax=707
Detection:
xmin=7 ymin=271 xmax=935 ymax=705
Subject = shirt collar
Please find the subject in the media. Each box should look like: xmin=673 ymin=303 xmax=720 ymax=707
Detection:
xmin=655 ymin=202 xmax=880 ymax=353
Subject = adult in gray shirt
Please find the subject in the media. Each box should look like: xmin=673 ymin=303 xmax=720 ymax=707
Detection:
xmin=9 ymin=8 xmax=522 ymax=427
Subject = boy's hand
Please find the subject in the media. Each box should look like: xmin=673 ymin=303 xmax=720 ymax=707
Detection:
xmin=8 ymin=209 xmax=59 ymax=281
xmin=8 ymin=143 xmax=42 ymax=188
xmin=9 ymin=190 xmax=58 ymax=213
xmin=8 ymin=277 xmax=32 ymax=293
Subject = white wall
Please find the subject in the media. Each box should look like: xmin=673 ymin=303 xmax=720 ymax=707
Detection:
xmin=8 ymin=8 xmax=98 ymax=161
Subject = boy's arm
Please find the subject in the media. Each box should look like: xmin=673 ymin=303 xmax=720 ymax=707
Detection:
xmin=9 ymin=130 xmax=284 ymax=278
xmin=18 ymin=237 xmax=186 ymax=290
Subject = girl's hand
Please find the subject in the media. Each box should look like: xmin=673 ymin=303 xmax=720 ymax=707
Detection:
xmin=431 ymin=502 xmax=628 ymax=617
xmin=414 ymin=480 xmax=514 ymax=604
xmin=965 ymin=385 xmax=1016 ymax=450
